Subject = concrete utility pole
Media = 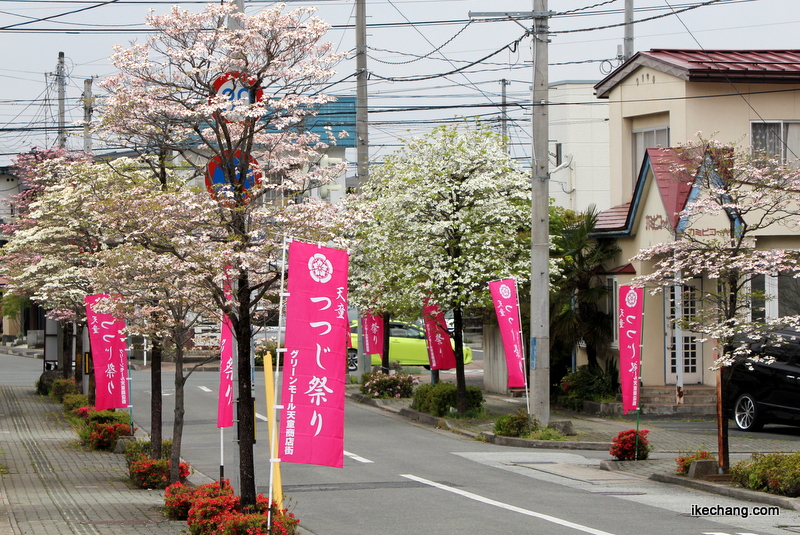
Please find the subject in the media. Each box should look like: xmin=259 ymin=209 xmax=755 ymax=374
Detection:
xmin=529 ymin=0 xmax=551 ymax=426
xmin=624 ymin=0 xmax=634 ymax=60
xmin=57 ymin=52 xmax=66 ymax=149
xmin=500 ymin=79 xmax=510 ymax=152
xmin=83 ymin=79 xmax=93 ymax=153
xmin=470 ymin=4 xmax=551 ymax=425
xmin=355 ymin=0 xmax=369 ymax=187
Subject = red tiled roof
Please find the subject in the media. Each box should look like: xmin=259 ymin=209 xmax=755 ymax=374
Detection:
xmin=594 ymin=202 xmax=631 ymax=232
xmin=648 ymin=148 xmax=697 ymax=229
xmin=595 ymin=49 xmax=800 ymax=98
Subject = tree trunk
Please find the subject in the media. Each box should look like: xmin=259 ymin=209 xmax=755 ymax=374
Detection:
xmin=381 ymin=312 xmax=390 ymax=374
xmin=236 ymin=272 xmax=256 ymax=509
xmin=453 ymin=308 xmax=467 ymax=414
xmin=717 ymin=365 xmax=731 ymax=472
xmin=169 ymin=342 xmax=186 ymax=484
xmin=150 ymin=341 xmax=163 ymax=460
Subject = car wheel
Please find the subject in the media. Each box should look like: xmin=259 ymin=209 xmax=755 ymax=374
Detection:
xmin=734 ymin=393 xmax=763 ymax=431
xmin=347 ymin=349 xmax=358 ymax=372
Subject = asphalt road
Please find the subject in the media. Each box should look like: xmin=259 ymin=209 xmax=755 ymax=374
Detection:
xmin=123 ymin=365 xmax=799 ymax=535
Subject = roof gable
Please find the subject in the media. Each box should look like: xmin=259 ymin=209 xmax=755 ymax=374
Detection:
xmin=595 ymin=49 xmax=800 ymax=98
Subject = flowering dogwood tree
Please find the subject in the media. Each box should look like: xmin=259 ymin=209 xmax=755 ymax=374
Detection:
xmin=632 ymin=136 xmax=800 ymax=470
xmin=98 ymin=2 xmax=347 ymax=505
xmin=350 ymin=122 xmax=532 ymax=414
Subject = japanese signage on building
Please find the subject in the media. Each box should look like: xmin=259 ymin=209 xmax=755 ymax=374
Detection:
xmin=85 ymin=294 xmax=129 ymax=411
xmin=279 ymin=241 xmax=348 ymax=468
xmin=489 ymin=278 xmax=526 ymax=388
xmin=618 ymin=286 xmax=644 ymax=414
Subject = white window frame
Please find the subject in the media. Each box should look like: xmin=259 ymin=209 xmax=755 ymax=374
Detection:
xmin=751 ymin=121 xmax=800 ymax=165
xmin=632 ymin=126 xmax=669 ymax=186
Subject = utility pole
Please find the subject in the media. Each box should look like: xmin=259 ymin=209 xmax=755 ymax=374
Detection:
xmin=83 ymin=79 xmax=93 ymax=153
xmin=530 ymin=0 xmax=551 ymax=426
xmin=500 ymin=79 xmax=510 ymax=152
xmin=355 ymin=0 xmax=369 ymax=187
xmin=57 ymin=52 xmax=67 ymax=149
xmin=624 ymin=0 xmax=634 ymax=60
xmin=470 ymin=4 xmax=551 ymax=425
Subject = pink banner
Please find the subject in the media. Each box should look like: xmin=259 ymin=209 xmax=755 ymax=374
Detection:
xmin=279 ymin=241 xmax=348 ymax=468
xmin=619 ymin=286 xmax=644 ymax=414
xmin=361 ymin=313 xmax=383 ymax=357
xmin=85 ymin=294 xmax=129 ymax=411
xmin=217 ymin=312 xmax=234 ymax=428
xmin=422 ymin=302 xmax=456 ymax=370
xmin=489 ymin=279 xmax=526 ymax=388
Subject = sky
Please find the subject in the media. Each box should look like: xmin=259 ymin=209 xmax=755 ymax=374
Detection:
xmin=0 ymin=0 xmax=798 ymax=170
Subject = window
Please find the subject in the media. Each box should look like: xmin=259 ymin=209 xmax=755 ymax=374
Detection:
xmin=632 ymin=126 xmax=669 ymax=185
xmin=668 ymin=285 xmax=698 ymax=375
xmin=753 ymin=273 xmax=800 ymax=320
xmin=752 ymin=122 xmax=800 ymax=166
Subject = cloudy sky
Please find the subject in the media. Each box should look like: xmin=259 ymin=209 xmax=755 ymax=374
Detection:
xmin=0 ymin=0 xmax=797 ymax=169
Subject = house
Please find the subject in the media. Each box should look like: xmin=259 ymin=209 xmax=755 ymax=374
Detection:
xmin=590 ymin=49 xmax=800 ymax=391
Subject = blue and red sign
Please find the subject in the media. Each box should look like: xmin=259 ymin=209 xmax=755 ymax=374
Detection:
xmin=212 ymin=72 xmax=264 ymax=113
xmin=205 ymin=151 xmax=262 ymax=202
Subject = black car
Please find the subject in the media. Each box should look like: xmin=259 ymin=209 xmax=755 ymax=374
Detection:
xmin=728 ymin=330 xmax=800 ymax=431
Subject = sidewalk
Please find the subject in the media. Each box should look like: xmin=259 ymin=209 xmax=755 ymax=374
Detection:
xmin=0 ymin=385 xmax=185 ymax=535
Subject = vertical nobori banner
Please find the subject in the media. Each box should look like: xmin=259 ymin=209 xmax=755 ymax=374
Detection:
xmin=361 ymin=312 xmax=383 ymax=358
xmin=421 ymin=302 xmax=456 ymax=370
xmin=217 ymin=312 xmax=234 ymax=428
xmin=488 ymin=279 xmax=526 ymax=388
xmin=618 ymin=286 xmax=644 ymax=414
xmin=85 ymin=294 xmax=129 ymax=411
xmin=279 ymin=241 xmax=348 ymax=468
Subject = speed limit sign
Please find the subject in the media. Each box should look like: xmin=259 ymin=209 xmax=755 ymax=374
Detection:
xmin=211 ymin=72 xmax=264 ymax=113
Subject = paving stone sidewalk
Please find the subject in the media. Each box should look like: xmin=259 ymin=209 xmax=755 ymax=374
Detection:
xmin=0 ymin=385 xmax=185 ymax=535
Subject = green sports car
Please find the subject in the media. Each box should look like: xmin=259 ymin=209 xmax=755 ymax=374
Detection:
xmin=347 ymin=320 xmax=473 ymax=371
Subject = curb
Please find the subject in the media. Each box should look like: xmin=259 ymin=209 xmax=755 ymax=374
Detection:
xmin=649 ymin=472 xmax=800 ymax=511
xmin=350 ymin=393 xmax=614 ymax=450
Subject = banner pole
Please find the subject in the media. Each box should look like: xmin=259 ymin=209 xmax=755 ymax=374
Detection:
xmin=634 ymin=408 xmax=641 ymax=460
xmin=220 ymin=428 xmax=224 ymax=487
xmin=268 ymin=235 xmax=290 ymax=527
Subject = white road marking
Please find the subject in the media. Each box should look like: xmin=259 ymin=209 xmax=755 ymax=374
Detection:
xmin=255 ymin=412 xmax=268 ymax=421
xmin=344 ymin=451 xmax=373 ymax=463
xmin=401 ymin=474 xmax=617 ymax=535
xmin=198 ymin=386 xmax=212 ymax=393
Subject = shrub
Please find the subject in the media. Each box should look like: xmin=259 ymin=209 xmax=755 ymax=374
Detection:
xmin=533 ymin=427 xmax=567 ymax=441
xmin=556 ymin=361 xmax=619 ymax=411
xmin=412 ymin=382 xmax=484 ymax=416
xmin=167 ymin=481 xmax=298 ymax=535
xmin=360 ymin=371 xmax=418 ymax=399
xmin=730 ymin=452 xmax=800 ymax=496
xmin=188 ymin=493 xmax=242 ymax=535
xmin=124 ymin=439 xmax=173 ymax=467
xmin=62 ymin=393 xmax=89 ymax=412
xmin=609 ymin=429 xmax=651 ymax=460
xmin=494 ymin=409 xmax=540 ymax=437
xmin=82 ymin=422 xmax=132 ymax=451
xmin=49 ymin=378 xmax=79 ymax=403
xmin=87 ymin=409 xmax=130 ymax=426
xmin=165 ymin=480 xmax=233 ymax=520
xmin=129 ymin=455 xmax=191 ymax=489
xmin=676 ymin=449 xmax=716 ymax=474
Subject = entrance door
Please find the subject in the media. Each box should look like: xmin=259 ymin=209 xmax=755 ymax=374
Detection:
xmin=665 ymin=281 xmax=704 ymax=385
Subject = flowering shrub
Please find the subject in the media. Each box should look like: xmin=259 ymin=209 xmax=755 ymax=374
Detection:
xmin=360 ymin=371 xmax=418 ymax=399
xmin=129 ymin=455 xmax=191 ymax=489
xmin=61 ymin=393 xmax=89 ymax=413
xmin=73 ymin=406 xmax=96 ymax=420
xmin=609 ymin=429 xmax=651 ymax=460
xmin=84 ymin=422 xmax=132 ymax=451
xmin=167 ymin=480 xmax=298 ymax=535
xmin=165 ymin=481 xmax=233 ymax=520
xmin=730 ymin=452 xmax=800 ymax=496
xmin=676 ymin=449 xmax=715 ymax=474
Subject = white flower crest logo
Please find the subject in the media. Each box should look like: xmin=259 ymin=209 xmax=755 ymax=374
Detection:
xmin=499 ymin=284 xmax=512 ymax=300
xmin=308 ymin=253 xmax=334 ymax=283
xmin=625 ymin=288 xmax=638 ymax=308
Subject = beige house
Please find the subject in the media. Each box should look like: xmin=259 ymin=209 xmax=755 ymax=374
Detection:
xmin=590 ymin=49 xmax=800 ymax=391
